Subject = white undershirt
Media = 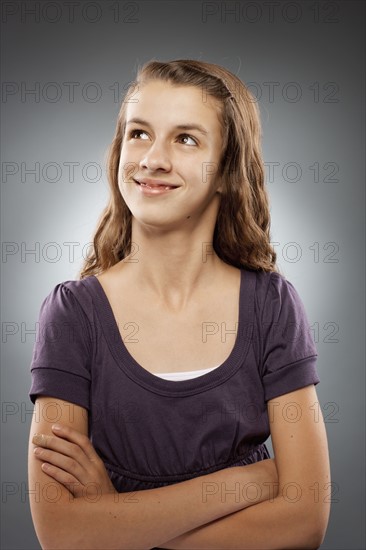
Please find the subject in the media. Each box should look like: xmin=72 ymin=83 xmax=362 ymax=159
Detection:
xmin=153 ymin=365 xmax=221 ymax=381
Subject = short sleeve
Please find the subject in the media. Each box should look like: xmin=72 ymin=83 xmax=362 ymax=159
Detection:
xmin=260 ymin=272 xmax=320 ymax=402
xmin=29 ymin=283 xmax=92 ymax=410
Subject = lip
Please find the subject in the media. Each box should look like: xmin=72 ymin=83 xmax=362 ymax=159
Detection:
xmin=134 ymin=178 xmax=180 ymax=196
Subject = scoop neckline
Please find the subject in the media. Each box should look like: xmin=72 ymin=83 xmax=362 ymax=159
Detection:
xmin=82 ymin=268 xmax=256 ymax=397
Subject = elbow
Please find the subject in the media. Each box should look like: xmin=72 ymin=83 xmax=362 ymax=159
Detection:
xmin=34 ymin=525 xmax=74 ymax=550
xmin=33 ymin=525 xmax=62 ymax=550
xmin=309 ymin=521 xmax=329 ymax=550
xmin=299 ymin=507 xmax=330 ymax=550
xmin=291 ymin=526 xmax=325 ymax=550
xmin=305 ymin=530 xmax=325 ymax=550
xmin=311 ymin=503 xmax=331 ymax=549
xmin=37 ymin=529 xmax=71 ymax=550
xmin=289 ymin=526 xmax=326 ymax=550
xmin=37 ymin=528 xmax=85 ymax=550
xmin=37 ymin=536 xmax=65 ymax=550
xmin=281 ymin=496 xmax=330 ymax=550
xmin=36 ymin=519 xmax=89 ymax=550
xmin=31 ymin=503 xmax=84 ymax=550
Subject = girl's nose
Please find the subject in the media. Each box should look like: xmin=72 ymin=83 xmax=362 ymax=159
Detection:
xmin=140 ymin=141 xmax=172 ymax=172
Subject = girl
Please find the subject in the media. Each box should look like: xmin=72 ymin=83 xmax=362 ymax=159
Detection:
xmin=28 ymin=59 xmax=330 ymax=549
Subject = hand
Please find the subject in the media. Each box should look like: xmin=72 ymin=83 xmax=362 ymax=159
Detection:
xmin=32 ymin=423 xmax=118 ymax=499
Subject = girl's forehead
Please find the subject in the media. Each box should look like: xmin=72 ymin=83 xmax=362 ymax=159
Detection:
xmin=138 ymin=79 xmax=202 ymax=95
xmin=127 ymin=81 xmax=223 ymax=125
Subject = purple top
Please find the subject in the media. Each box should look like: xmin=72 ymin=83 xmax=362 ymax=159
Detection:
xmin=29 ymin=269 xmax=320 ymax=493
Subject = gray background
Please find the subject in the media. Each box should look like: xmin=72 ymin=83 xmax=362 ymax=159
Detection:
xmin=1 ymin=1 xmax=365 ymax=548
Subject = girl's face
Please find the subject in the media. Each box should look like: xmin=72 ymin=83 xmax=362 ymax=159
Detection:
xmin=118 ymin=79 xmax=224 ymax=230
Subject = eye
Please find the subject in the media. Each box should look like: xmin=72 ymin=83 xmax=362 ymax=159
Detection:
xmin=127 ymin=129 xmax=198 ymax=146
xmin=129 ymin=129 xmax=149 ymax=140
xmin=179 ymin=134 xmax=198 ymax=146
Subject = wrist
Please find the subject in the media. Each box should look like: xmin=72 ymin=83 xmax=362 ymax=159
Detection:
xmin=226 ymin=458 xmax=279 ymax=509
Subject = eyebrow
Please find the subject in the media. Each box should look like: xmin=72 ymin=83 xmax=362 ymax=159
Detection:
xmin=126 ymin=117 xmax=209 ymax=136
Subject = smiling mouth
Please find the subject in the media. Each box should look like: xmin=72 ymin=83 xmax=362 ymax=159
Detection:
xmin=134 ymin=179 xmax=179 ymax=190
xmin=140 ymin=182 xmax=176 ymax=190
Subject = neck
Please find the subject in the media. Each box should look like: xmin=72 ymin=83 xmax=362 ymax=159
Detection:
xmin=120 ymin=209 xmax=228 ymax=310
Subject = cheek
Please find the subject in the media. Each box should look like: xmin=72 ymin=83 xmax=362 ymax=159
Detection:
xmin=118 ymin=152 xmax=139 ymax=186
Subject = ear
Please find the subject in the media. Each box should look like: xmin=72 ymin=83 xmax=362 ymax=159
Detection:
xmin=215 ymin=181 xmax=223 ymax=194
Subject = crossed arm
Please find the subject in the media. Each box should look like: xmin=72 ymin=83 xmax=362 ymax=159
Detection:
xmin=158 ymin=384 xmax=331 ymax=549
xmin=28 ymin=384 xmax=330 ymax=549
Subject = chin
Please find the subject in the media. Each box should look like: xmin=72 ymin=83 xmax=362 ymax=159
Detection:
xmin=132 ymin=211 xmax=190 ymax=232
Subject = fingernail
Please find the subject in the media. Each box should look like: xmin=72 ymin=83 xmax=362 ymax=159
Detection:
xmin=52 ymin=424 xmax=61 ymax=431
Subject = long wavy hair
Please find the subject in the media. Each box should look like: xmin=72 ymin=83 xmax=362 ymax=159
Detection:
xmin=78 ymin=59 xmax=279 ymax=279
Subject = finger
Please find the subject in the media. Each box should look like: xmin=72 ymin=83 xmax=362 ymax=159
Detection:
xmin=51 ymin=424 xmax=101 ymax=463
xmin=32 ymin=433 xmax=91 ymax=472
xmin=34 ymin=446 xmax=85 ymax=484
xmin=40 ymin=462 xmax=85 ymax=499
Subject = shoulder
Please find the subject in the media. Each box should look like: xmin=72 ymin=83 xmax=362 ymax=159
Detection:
xmin=41 ymin=277 xmax=91 ymax=299
xmin=50 ymin=276 xmax=95 ymax=302
xmin=251 ymin=268 xmax=288 ymax=291
xmin=250 ymin=269 xmax=306 ymax=313
xmin=37 ymin=277 xmax=96 ymax=332
xmin=250 ymin=269 xmax=284 ymax=312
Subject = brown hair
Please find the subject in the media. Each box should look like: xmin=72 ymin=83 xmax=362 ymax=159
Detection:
xmin=78 ymin=59 xmax=279 ymax=279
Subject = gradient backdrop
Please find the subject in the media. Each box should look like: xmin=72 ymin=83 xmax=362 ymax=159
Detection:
xmin=1 ymin=1 xmax=365 ymax=548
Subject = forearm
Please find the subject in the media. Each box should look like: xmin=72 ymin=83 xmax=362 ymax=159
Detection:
xmin=158 ymin=494 xmax=324 ymax=550
xmin=37 ymin=460 xmax=277 ymax=550
xmin=158 ymin=387 xmax=332 ymax=550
